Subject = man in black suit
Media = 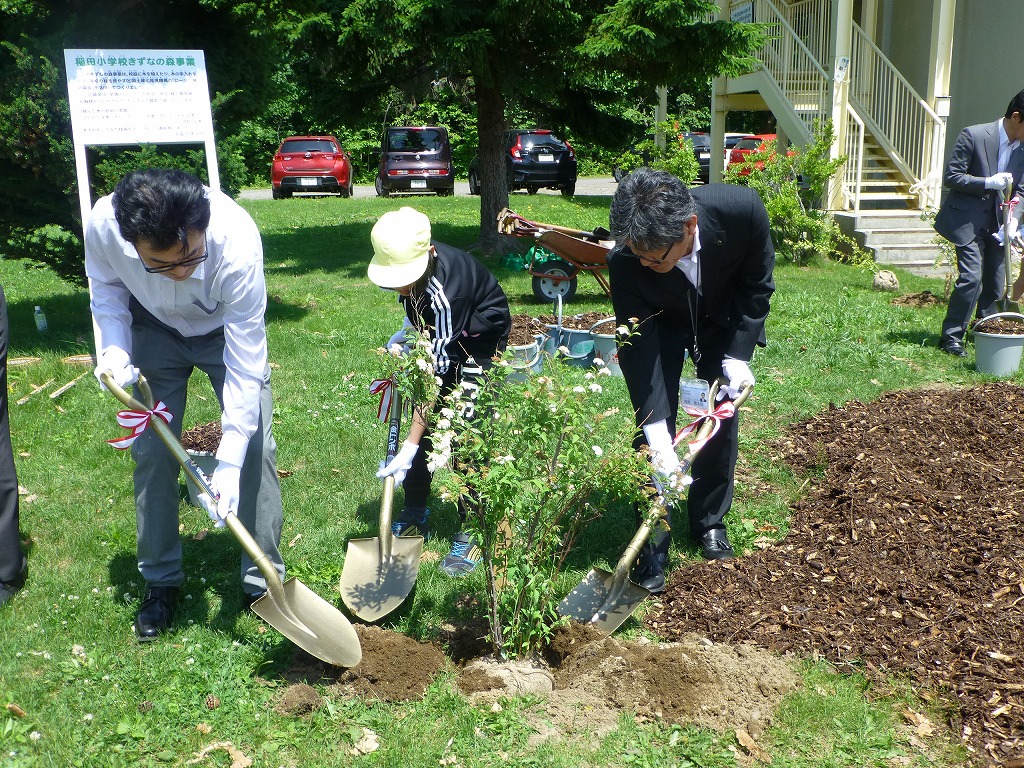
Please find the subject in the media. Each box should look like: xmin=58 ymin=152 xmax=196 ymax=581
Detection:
xmin=936 ymin=89 xmax=1024 ymax=357
xmin=608 ymin=168 xmax=774 ymax=591
xmin=0 ymin=285 xmax=26 ymax=606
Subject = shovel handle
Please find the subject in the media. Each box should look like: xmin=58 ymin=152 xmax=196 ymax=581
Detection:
xmin=379 ymin=385 xmax=403 ymax=557
xmin=99 ymin=371 xmax=285 ymax=599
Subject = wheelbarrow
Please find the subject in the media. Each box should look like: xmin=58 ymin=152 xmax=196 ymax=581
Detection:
xmin=497 ymin=208 xmax=614 ymax=303
xmin=101 ymin=372 xmax=362 ymax=668
xmin=558 ymin=381 xmax=753 ymax=634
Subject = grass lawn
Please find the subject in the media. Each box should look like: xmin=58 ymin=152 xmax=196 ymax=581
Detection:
xmin=0 ymin=190 xmax=988 ymax=766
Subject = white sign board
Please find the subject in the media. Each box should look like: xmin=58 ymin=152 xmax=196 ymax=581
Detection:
xmin=64 ymin=49 xmax=219 ymax=226
xmin=731 ymin=2 xmax=754 ymax=23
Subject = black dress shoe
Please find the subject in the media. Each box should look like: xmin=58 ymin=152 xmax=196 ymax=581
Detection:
xmin=940 ymin=339 xmax=967 ymax=357
xmin=630 ymin=550 xmax=667 ymax=595
xmin=0 ymin=558 xmax=27 ymax=607
xmin=134 ymin=586 xmax=179 ymax=641
xmin=700 ymin=528 xmax=734 ymax=561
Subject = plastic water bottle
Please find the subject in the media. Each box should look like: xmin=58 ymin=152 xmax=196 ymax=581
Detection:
xmin=33 ymin=306 xmax=48 ymax=332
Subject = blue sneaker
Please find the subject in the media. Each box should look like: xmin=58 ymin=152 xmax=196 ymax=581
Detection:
xmin=441 ymin=532 xmax=481 ymax=577
xmin=391 ymin=507 xmax=429 ymax=539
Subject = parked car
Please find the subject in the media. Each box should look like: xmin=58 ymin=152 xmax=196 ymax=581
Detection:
xmin=613 ymin=131 xmax=732 ymax=183
xmin=682 ymin=132 xmax=712 ymax=184
xmin=727 ymin=134 xmax=795 ymax=175
xmin=271 ymin=135 xmax=354 ymax=199
xmin=722 ymin=132 xmax=752 ymax=167
xmin=469 ymin=129 xmax=577 ymax=197
xmin=375 ymin=126 xmax=454 ymax=197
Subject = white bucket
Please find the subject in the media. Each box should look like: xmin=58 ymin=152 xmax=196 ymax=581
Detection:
xmin=184 ymin=450 xmax=218 ymax=506
xmin=543 ymin=325 xmax=595 ymax=368
xmin=589 ymin=317 xmax=621 ymax=376
xmin=974 ymin=311 xmax=1024 ymax=376
xmin=507 ymin=334 xmax=544 ymax=383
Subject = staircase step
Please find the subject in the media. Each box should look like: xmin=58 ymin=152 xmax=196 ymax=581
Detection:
xmin=868 ymin=243 xmax=944 ymax=265
xmin=835 ymin=211 xmax=933 ymax=230
xmin=860 ymin=227 xmax=939 ymax=245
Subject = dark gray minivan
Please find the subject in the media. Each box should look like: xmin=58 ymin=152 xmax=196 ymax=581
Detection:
xmin=375 ymin=126 xmax=455 ymax=197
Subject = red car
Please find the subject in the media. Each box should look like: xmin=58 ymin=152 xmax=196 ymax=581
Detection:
xmin=727 ymin=133 xmax=794 ymax=175
xmin=271 ymin=135 xmax=354 ymax=199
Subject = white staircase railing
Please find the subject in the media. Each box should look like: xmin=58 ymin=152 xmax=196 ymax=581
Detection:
xmin=743 ymin=0 xmax=829 ymax=138
xmin=842 ymin=104 xmax=865 ymax=212
xmin=728 ymin=0 xmax=944 ymax=211
xmin=848 ymin=23 xmax=944 ymax=209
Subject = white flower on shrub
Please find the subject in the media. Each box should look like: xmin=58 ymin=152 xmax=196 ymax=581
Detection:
xmin=592 ymin=446 xmax=603 ymax=457
xmin=493 ymin=455 xmax=515 ymax=465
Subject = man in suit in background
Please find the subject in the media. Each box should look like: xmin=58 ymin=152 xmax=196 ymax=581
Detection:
xmin=607 ymin=168 xmax=775 ymax=592
xmin=0 ymin=285 xmax=26 ymax=607
xmin=936 ymin=89 xmax=1024 ymax=357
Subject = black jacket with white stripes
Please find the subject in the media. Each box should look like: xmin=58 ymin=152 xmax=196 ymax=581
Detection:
xmin=400 ymin=241 xmax=511 ymax=390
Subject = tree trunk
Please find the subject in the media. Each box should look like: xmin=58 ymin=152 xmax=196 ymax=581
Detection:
xmin=476 ymin=84 xmax=508 ymax=254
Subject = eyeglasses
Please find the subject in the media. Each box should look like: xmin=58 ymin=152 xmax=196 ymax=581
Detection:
xmin=141 ymin=250 xmax=209 ymax=274
xmin=629 ymin=241 xmax=675 ymax=267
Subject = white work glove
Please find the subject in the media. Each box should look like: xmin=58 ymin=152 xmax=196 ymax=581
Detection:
xmin=994 ymin=216 xmax=1019 ymax=245
xmin=643 ymin=420 xmax=684 ymax=494
xmin=719 ymin=358 xmax=754 ymax=401
xmin=94 ymin=348 xmax=140 ymax=391
xmin=386 ymin=317 xmax=413 ymax=355
xmin=377 ymin=440 xmax=419 ymax=486
xmin=985 ymin=172 xmax=1014 ymax=190
xmin=210 ymin=460 xmax=241 ymax=525
xmin=195 ymin=490 xmax=223 ymax=529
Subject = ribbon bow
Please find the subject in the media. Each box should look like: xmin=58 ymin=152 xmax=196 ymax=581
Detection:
xmin=369 ymin=378 xmax=394 ymax=422
xmin=106 ymin=402 xmax=173 ymax=449
xmin=673 ymin=400 xmax=736 ymax=453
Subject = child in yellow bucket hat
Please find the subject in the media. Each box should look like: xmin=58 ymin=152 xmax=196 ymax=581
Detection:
xmin=368 ymin=207 xmax=511 ymax=576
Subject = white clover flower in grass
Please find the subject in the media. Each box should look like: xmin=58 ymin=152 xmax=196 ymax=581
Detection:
xmin=30 ymin=732 xmax=41 ymax=742
xmin=573 ymin=386 xmax=585 ymax=394
xmin=83 ymin=714 xmax=93 ymax=722
xmin=588 ymin=383 xmax=603 ymax=393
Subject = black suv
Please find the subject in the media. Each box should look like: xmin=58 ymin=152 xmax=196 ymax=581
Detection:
xmin=469 ymin=129 xmax=577 ymax=197
xmin=376 ymin=126 xmax=455 ymax=196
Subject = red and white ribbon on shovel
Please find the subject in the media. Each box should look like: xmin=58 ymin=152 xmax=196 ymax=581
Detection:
xmin=106 ymin=401 xmax=173 ymax=449
xmin=369 ymin=378 xmax=394 ymax=423
xmin=672 ymin=400 xmax=736 ymax=453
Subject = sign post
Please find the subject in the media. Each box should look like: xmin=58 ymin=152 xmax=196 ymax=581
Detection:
xmin=64 ymin=49 xmax=219 ymax=226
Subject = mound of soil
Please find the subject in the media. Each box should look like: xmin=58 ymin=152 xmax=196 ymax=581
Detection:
xmin=647 ymin=383 xmax=1024 ymax=766
xmin=537 ymin=311 xmax=612 ymax=331
xmin=509 ymin=314 xmax=549 ymax=346
xmin=891 ymin=290 xmax=942 ymax=307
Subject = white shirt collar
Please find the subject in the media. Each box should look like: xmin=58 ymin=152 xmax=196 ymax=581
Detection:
xmin=674 ymin=223 xmax=701 ymax=288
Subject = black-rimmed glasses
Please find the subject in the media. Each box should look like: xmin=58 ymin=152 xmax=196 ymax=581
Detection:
xmin=628 ymin=241 xmax=675 ymax=267
xmin=142 ymin=251 xmax=209 ymax=274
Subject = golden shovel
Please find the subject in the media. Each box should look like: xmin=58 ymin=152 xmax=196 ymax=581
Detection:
xmin=101 ymin=372 xmax=362 ymax=668
xmin=558 ymin=382 xmax=752 ymax=634
xmin=339 ymin=386 xmax=423 ymax=621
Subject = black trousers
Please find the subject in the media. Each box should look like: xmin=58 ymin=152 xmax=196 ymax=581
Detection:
xmin=0 ymin=285 xmax=24 ymax=583
xmin=402 ymin=344 xmax=498 ymax=523
xmin=632 ymin=330 xmax=739 ymax=557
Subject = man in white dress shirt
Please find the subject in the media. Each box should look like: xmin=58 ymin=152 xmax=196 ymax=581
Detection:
xmin=86 ymin=168 xmax=284 ymax=640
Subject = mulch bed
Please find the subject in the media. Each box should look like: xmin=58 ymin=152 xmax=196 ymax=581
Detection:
xmin=647 ymin=383 xmax=1024 ymax=766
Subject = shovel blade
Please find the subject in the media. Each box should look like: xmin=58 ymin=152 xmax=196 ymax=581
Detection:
xmin=251 ymin=577 xmax=362 ymax=667
xmin=339 ymin=535 xmax=423 ymax=622
xmin=557 ymin=567 xmax=650 ymax=635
